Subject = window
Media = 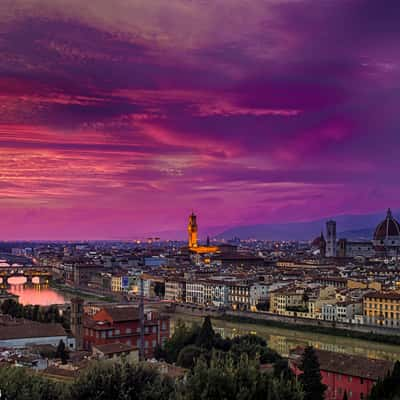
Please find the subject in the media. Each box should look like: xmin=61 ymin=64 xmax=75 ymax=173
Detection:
xmin=126 ymin=328 xmax=132 ymax=334
xmin=360 ymin=378 xmax=364 ymax=384
xmin=348 ymin=376 xmax=352 ymax=382
xmin=115 ymin=329 xmax=120 ymax=335
xmin=152 ymin=326 xmax=157 ymax=333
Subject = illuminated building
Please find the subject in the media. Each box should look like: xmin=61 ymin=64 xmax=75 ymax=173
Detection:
xmin=187 ymin=212 xmax=219 ymax=254
xmin=188 ymin=212 xmax=198 ymax=248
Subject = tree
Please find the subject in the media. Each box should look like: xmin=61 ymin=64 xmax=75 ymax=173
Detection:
xmin=230 ymin=334 xmax=281 ymax=364
xmin=68 ymin=360 xmax=174 ymax=400
xmin=369 ymin=361 xmax=400 ymax=400
xmin=175 ymin=352 xmax=304 ymax=400
xmin=161 ymin=319 xmax=200 ymax=363
xmin=177 ymin=345 xmax=204 ymax=369
xmin=299 ymin=346 xmax=326 ymax=400
xmin=274 ymin=359 xmax=294 ymax=380
xmin=0 ymin=364 xmax=62 ymax=400
xmin=56 ymin=339 xmax=69 ymax=364
xmin=195 ymin=316 xmax=215 ymax=350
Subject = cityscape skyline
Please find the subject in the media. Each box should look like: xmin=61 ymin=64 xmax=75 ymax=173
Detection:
xmin=1 ymin=1 xmax=400 ymax=239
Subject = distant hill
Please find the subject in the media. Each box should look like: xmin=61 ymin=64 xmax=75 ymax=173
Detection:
xmin=215 ymin=210 xmax=398 ymax=241
xmin=338 ymin=228 xmax=374 ymax=240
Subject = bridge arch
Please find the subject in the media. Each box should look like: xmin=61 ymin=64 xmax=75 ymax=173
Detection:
xmin=7 ymin=276 xmax=27 ymax=285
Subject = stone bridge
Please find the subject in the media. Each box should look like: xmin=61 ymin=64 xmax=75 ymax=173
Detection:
xmin=0 ymin=267 xmax=52 ymax=285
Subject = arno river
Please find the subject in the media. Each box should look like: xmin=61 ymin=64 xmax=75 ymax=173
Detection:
xmin=7 ymin=279 xmax=400 ymax=363
xmin=7 ymin=276 xmax=67 ymax=306
xmin=170 ymin=313 xmax=400 ymax=362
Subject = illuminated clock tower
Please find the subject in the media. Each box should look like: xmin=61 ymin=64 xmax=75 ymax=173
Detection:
xmin=188 ymin=212 xmax=198 ymax=248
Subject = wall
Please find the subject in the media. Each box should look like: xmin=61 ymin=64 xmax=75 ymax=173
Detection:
xmin=0 ymin=335 xmax=69 ymax=348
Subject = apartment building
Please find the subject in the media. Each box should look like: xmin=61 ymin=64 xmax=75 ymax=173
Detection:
xmin=363 ymin=291 xmax=400 ymax=328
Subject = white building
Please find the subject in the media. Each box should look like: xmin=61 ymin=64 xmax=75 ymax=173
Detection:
xmin=250 ymin=283 xmax=270 ymax=310
xmin=0 ymin=321 xmax=73 ymax=349
xmin=186 ymin=281 xmax=205 ymax=305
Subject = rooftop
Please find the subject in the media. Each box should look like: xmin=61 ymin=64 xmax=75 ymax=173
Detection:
xmin=290 ymin=347 xmax=393 ymax=381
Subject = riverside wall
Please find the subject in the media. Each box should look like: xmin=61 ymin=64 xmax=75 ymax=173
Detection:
xmin=171 ymin=303 xmax=400 ymax=337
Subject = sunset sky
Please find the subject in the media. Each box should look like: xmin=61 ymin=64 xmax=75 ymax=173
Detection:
xmin=0 ymin=0 xmax=399 ymax=240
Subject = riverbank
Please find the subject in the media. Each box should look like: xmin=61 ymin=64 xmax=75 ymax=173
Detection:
xmin=170 ymin=303 xmax=400 ymax=346
xmin=50 ymin=282 xmax=116 ymax=303
xmin=169 ymin=312 xmax=400 ymax=362
xmin=220 ymin=313 xmax=400 ymax=346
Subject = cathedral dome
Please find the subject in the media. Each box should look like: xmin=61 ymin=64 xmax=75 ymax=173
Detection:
xmin=374 ymin=209 xmax=400 ymax=241
xmin=311 ymin=234 xmax=325 ymax=248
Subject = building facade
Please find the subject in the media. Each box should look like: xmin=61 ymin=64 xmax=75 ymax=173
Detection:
xmin=83 ymin=306 xmax=170 ymax=358
xmin=326 ymin=220 xmax=337 ymax=258
xmin=363 ymin=291 xmax=400 ymax=328
xmin=290 ymin=348 xmax=393 ymax=400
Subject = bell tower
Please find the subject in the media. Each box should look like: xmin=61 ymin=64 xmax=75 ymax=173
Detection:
xmin=70 ymin=297 xmax=84 ymax=351
xmin=188 ymin=212 xmax=198 ymax=248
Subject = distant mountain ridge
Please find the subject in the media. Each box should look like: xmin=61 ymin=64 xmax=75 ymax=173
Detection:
xmin=215 ymin=210 xmax=399 ymax=241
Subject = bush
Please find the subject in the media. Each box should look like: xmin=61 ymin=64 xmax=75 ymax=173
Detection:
xmin=177 ymin=345 xmax=204 ymax=369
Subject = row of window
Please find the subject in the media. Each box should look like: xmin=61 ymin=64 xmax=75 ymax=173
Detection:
xmin=85 ymin=325 xmax=159 ymax=338
xmin=365 ymin=311 xmax=400 ymax=319
xmin=365 ymin=303 xmax=400 ymax=311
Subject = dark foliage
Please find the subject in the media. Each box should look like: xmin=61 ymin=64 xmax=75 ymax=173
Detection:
xmin=299 ymin=346 xmax=327 ymax=400
xmin=368 ymin=361 xmax=400 ymax=400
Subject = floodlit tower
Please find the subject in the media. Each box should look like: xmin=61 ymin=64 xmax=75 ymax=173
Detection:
xmin=326 ymin=220 xmax=337 ymax=257
xmin=188 ymin=212 xmax=198 ymax=248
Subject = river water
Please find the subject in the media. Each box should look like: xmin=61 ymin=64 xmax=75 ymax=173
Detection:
xmin=170 ymin=313 xmax=400 ymax=362
xmin=7 ymin=276 xmax=67 ymax=306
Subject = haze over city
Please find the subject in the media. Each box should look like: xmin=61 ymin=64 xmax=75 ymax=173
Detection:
xmin=1 ymin=1 xmax=400 ymax=239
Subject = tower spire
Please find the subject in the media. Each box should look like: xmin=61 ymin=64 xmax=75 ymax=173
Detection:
xmin=188 ymin=211 xmax=198 ymax=248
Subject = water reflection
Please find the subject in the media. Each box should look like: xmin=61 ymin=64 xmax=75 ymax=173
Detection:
xmin=171 ymin=315 xmax=400 ymax=362
xmin=7 ymin=276 xmax=66 ymax=306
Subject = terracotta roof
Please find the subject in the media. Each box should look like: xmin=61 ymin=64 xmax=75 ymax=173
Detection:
xmin=93 ymin=342 xmax=137 ymax=355
xmin=42 ymin=366 xmax=79 ymax=380
xmin=365 ymin=291 xmax=400 ymax=300
xmin=290 ymin=347 xmax=393 ymax=381
xmin=101 ymin=306 xmax=139 ymax=322
xmin=374 ymin=209 xmax=400 ymax=240
xmin=0 ymin=322 xmax=66 ymax=341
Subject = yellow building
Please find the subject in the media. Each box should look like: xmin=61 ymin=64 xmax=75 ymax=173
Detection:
xmin=269 ymin=287 xmax=306 ymax=315
xmin=111 ymin=275 xmax=122 ymax=292
xmin=363 ymin=291 xmax=400 ymax=328
xmin=347 ymin=279 xmax=382 ymax=291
